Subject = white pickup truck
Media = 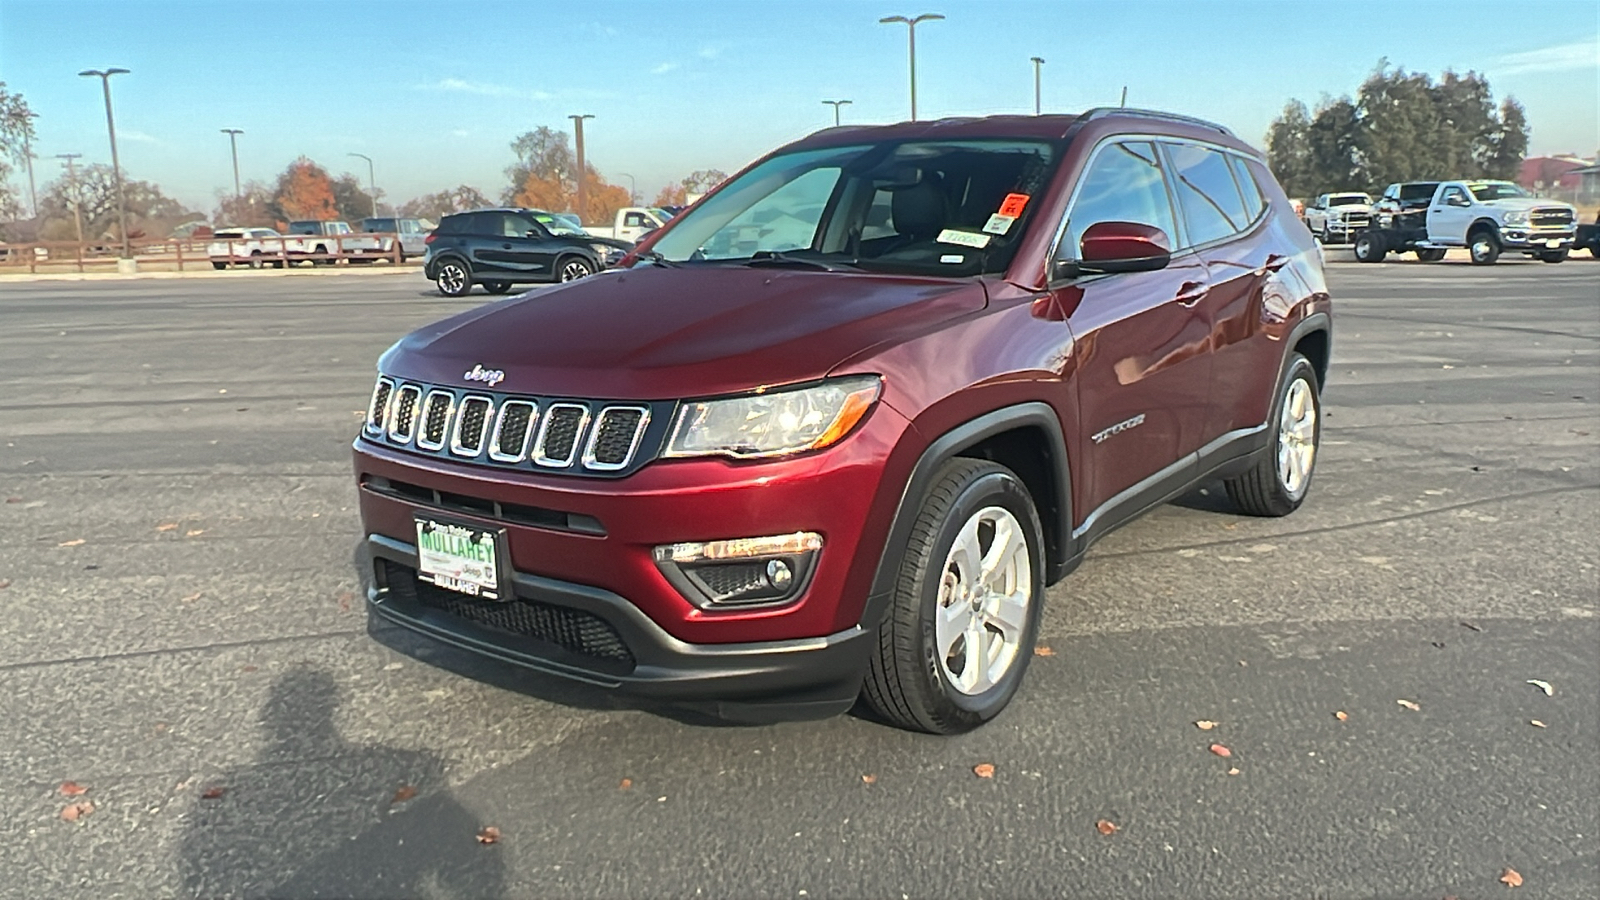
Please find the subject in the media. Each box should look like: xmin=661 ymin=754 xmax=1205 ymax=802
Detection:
xmin=581 ymin=207 xmax=672 ymax=243
xmin=1353 ymin=180 xmax=1578 ymax=264
xmin=1303 ymin=192 xmax=1373 ymax=245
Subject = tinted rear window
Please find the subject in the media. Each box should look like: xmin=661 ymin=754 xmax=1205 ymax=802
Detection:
xmin=436 ymin=215 xmax=471 ymax=235
xmin=1399 ymin=183 xmax=1439 ymax=201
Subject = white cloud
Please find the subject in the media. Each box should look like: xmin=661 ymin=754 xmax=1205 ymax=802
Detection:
xmin=421 ymin=78 xmax=551 ymax=101
xmin=697 ymin=45 xmax=723 ymax=60
xmin=1495 ymin=40 xmax=1599 ymax=76
xmin=119 ymin=129 xmax=159 ymax=144
xmin=651 ymin=62 xmax=679 ymax=75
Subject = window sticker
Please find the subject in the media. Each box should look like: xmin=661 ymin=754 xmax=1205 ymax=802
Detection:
xmin=998 ymin=193 xmax=1030 ymax=217
xmin=983 ymin=213 xmax=1016 ymax=235
xmin=936 ymin=229 xmax=992 ymax=249
xmin=940 ymin=253 xmax=965 ymax=264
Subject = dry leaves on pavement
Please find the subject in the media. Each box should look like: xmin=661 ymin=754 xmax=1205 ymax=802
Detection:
xmin=60 ymin=801 xmax=94 ymax=822
xmin=1208 ymin=744 xmax=1232 ymax=758
xmin=185 ymin=529 xmax=204 ymax=537
xmin=860 ymin=774 xmax=876 ymax=785
xmin=1397 ymin=699 xmax=1421 ymax=711
xmin=180 ymin=592 xmax=202 ymax=603
xmin=1500 ymin=867 xmax=1523 ymax=887
xmin=0 ymin=579 xmax=10 ymax=590
xmin=156 ymin=523 xmax=178 ymax=532
xmin=1227 ymin=767 xmax=1241 ymax=776
xmin=391 ymin=785 xmax=417 ymax=804
xmin=201 ymin=786 xmax=226 ymax=800
xmin=1095 ymin=819 xmax=1119 ymax=835
xmin=59 ymin=782 xmax=88 ymax=797
xmin=476 ymin=826 xmax=501 ymax=844
xmin=1033 ymin=646 xmax=1055 ymax=657
xmin=1530 ymin=720 xmax=1546 ymax=728
xmin=972 ymin=763 xmax=995 ymax=779
xmin=1335 ymin=710 xmax=1349 ymax=721
xmin=58 ymin=539 xmax=85 ymax=547
xmin=619 ymin=778 xmax=633 ymax=789
xmin=1194 ymin=720 xmax=1218 ymax=731
xmin=1526 ymin=679 xmax=1553 ymax=697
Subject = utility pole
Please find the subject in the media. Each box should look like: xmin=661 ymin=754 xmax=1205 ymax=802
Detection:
xmin=348 ymin=152 xmax=378 ymax=217
xmin=822 ymin=99 xmax=853 ymax=126
xmin=55 ymin=153 xmax=84 ymax=242
xmin=568 ymin=114 xmax=594 ymax=222
xmin=221 ymin=128 xmax=243 ymax=202
xmin=1030 ymin=57 xmax=1045 ymax=115
xmin=879 ymin=13 xmax=943 ymax=121
xmin=78 ymin=68 xmax=131 ymax=258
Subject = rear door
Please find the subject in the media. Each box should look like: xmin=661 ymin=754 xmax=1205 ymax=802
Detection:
xmin=1053 ymin=139 xmax=1213 ymax=519
xmin=466 ymin=213 xmax=515 ymax=273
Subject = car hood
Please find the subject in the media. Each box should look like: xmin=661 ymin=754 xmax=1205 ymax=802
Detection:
xmin=382 ymin=265 xmax=988 ymax=399
xmin=1477 ymin=198 xmax=1574 ymax=212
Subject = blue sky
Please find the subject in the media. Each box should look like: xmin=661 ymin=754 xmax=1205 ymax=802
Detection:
xmin=3 ymin=0 xmax=1596 ymax=218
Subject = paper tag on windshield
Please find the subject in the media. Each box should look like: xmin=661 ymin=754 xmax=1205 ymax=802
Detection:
xmin=983 ymin=214 xmax=1016 ymax=235
xmin=998 ymin=193 xmax=1030 ymax=217
xmin=937 ymin=229 xmax=991 ymax=249
xmin=940 ymin=254 xmax=965 ymax=264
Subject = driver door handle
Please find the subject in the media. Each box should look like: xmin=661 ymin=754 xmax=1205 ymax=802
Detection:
xmin=1174 ymin=282 xmax=1209 ymax=308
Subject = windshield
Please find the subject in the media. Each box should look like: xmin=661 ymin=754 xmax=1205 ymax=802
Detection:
xmin=532 ymin=213 xmax=588 ymax=236
xmin=1329 ymin=194 xmax=1369 ymax=207
xmin=1468 ymin=182 xmax=1530 ymax=201
xmin=645 ymin=139 xmax=1060 ymax=277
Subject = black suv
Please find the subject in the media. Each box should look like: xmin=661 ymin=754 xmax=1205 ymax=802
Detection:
xmin=423 ymin=208 xmax=629 ymax=297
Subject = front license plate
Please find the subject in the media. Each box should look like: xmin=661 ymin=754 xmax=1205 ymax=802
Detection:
xmin=1546 ymin=239 xmax=1561 ymax=249
xmin=415 ymin=517 xmax=504 ymax=600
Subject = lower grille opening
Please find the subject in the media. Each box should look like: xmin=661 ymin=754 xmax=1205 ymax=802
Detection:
xmin=361 ymin=476 xmax=605 ymax=536
xmin=382 ymin=560 xmax=634 ymax=668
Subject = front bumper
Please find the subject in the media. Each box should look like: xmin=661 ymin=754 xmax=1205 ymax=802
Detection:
xmin=366 ymin=534 xmax=874 ymax=718
xmin=1499 ymin=229 xmax=1574 ymax=250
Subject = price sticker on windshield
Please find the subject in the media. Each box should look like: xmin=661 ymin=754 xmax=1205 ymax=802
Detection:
xmin=983 ymin=214 xmax=1016 ymax=235
xmin=937 ymin=229 xmax=992 ymax=249
xmin=998 ymin=193 xmax=1030 ymax=217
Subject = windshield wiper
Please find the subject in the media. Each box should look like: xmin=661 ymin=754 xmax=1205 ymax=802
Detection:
xmin=638 ymin=250 xmax=678 ymax=268
xmin=741 ymin=251 xmax=855 ymax=272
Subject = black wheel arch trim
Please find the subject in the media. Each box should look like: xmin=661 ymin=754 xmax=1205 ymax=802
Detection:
xmin=859 ymin=402 xmax=1073 ymax=631
xmin=428 ymin=252 xmax=470 ymax=278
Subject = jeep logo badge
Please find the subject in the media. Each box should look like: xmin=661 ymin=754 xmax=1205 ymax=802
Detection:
xmin=463 ymin=364 xmax=505 ymax=387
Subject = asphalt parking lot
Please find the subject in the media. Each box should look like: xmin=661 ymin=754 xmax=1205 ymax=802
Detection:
xmin=2 ymin=258 xmax=1596 ymax=899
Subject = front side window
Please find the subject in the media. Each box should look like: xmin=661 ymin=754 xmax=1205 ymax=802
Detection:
xmin=1060 ymin=140 xmax=1178 ymax=259
xmin=646 ymin=139 xmax=1059 ymax=277
xmin=1165 ymin=143 xmax=1249 ymax=246
xmin=1442 ymin=186 xmax=1471 ymax=206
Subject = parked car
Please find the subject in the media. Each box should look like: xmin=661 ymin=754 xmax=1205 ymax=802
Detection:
xmin=1572 ymin=210 xmax=1600 ymax=257
xmin=1354 ymin=180 xmax=1578 ymax=264
xmin=356 ymin=109 xmax=1331 ymax=732
xmin=284 ymin=220 xmax=375 ymax=265
xmin=207 ymin=227 xmax=289 ymax=269
xmin=1303 ymin=192 xmax=1373 ymax=244
xmin=359 ymin=217 xmax=431 ymax=261
xmin=581 ymin=207 xmax=672 ymax=243
xmin=422 ymin=208 xmax=630 ymax=296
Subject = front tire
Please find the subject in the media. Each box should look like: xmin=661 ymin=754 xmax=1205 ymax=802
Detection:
xmin=434 ymin=260 xmax=473 ymax=297
xmin=558 ymin=256 xmax=595 ymax=282
xmin=1416 ymin=248 xmax=1446 ymax=262
xmin=862 ymin=458 xmax=1045 ymax=735
xmin=1540 ymin=249 xmax=1568 ymax=263
xmin=1353 ymin=231 xmax=1386 ymax=263
xmin=1225 ymin=353 xmax=1321 ymax=517
xmin=1468 ymin=229 xmax=1501 ymax=265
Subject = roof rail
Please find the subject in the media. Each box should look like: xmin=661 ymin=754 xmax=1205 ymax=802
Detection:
xmin=1079 ymin=107 xmax=1234 ymax=137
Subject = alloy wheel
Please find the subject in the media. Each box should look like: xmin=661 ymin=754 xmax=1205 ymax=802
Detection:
xmin=560 ymin=259 xmax=593 ymax=282
xmin=1276 ymin=377 xmax=1317 ymax=497
xmin=933 ymin=506 xmax=1033 ymax=696
xmin=438 ymin=263 xmax=466 ymax=294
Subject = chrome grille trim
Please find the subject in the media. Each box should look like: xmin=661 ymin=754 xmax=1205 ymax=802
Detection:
xmin=449 ymin=395 xmax=495 ymax=457
xmin=582 ymin=406 xmax=651 ymax=471
xmin=489 ymin=400 xmax=539 ymax=462
xmin=366 ymin=378 xmax=394 ymax=435
xmin=416 ymin=390 xmax=455 ymax=451
xmin=532 ymin=403 xmax=591 ymax=468
xmin=387 ymin=384 xmax=422 ymax=444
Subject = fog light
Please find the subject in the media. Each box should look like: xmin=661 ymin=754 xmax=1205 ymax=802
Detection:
xmin=653 ymin=532 xmax=821 ymax=608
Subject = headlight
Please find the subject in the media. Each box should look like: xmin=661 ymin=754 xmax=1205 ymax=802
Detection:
xmin=590 ymin=243 xmax=614 ymax=256
xmin=1502 ymin=211 xmax=1529 ymax=225
xmin=665 ymin=376 xmax=881 ymax=459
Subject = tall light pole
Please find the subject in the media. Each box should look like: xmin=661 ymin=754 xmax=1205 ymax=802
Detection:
xmin=568 ymin=114 xmax=594 ymax=222
xmin=618 ymin=171 xmax=636 ymax=205
xmin=9 ymin=110 xmax=38 ymax=218
xmin=55 ymin=153 xmax=84 ymax=242
xmin=1029 ymin=57 xmax=1045 ymax=115
xmin=221 ymin=128 xmax=243 ymax=203
xmin=879 ymin=13 xmax=943 ymax=121
xmin=348 ymin=152 xmax=378 ymax=217
xmin=822 ymin=99 xmax=853 ymax=126
xmin=1120 ymin=86 xmax=1128 ymax=108
xmin=78 ymin=67 xmax=131 ymax=258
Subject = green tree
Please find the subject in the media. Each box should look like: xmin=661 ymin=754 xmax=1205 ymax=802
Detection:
xmin=1485 ymin=98 xmax=1529 ymax=181
xmin=213 ymin=181 xmax=279 ymax=229
xmin=331 ymin=172 xmax=376 ymax=221
xmin=35 ymin=163 xmax=198 ymax=240
xmin=1264 ymin=100 xmax=1313 ymax=198
xmin=1306 ymin=98 xmax=1363 ymax=191
xmin=1430 ymin=70 xmax=1497 ymax=176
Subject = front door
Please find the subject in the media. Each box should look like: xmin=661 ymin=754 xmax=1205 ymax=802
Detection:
xmin=1053 ymin=140 xmax=1213 ymax=519
xmin=1427 ymin=185 xmax=1471 ymax=245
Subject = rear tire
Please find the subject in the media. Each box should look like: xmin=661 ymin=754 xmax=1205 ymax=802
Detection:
xmin=1416 ymin=248 xmax=1446 ymax=262
xmin=862 ymin=458 xmax=1045 ymax=735
xmin=434 ymin=260 xmax=473 ymax=297
xmin=1353 ymin=231 xmax=1386 ymax=263
xmin=1225 ymin=353 xmax=1320 ymax=518
xmin=211 ymin=261 xmax=227 ymax=270
xmin=1468 ymin=229 xmax=1500 ymax=265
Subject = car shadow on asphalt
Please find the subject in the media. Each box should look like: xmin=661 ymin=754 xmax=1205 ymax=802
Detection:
xmin=176 ymin=667 xmax=507 ymax=898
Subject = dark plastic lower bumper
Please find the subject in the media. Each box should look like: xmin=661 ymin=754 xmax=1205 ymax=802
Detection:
xmin=365 ymin=535 xmax=873 ymax=720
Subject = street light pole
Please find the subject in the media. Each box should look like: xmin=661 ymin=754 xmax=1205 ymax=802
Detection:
xmin=1030 ymin=57 xmax=1045 ymax=115
xmin=78 ymin=67 xmax=131 ymax=258
xmin=879 ymin=13 xmax=943 ymax=121
xmin=568 ymin=114 xmax=594 ymax=222
xmin=55 ymin=153 xmax=84 ymax=243
xmin=822 ymin=99 xmax=853 ymax=126
xmin=618 ymin=172 xmax=636 ymax=206
xmin=221 ymin=128 xmax=243 ymax=202
xmin=348 ymin=152 xmax=377 ymax=217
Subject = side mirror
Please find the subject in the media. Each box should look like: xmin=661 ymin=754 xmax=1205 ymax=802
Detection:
xmin=1076 ymin=221 xmax=1172 ymax=275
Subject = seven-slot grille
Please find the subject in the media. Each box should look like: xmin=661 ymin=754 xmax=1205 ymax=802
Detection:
xmin=365 ymin=378 xmax=656 ymax=475
xmin=1531 ymin=208 xmax=1575 ymax=228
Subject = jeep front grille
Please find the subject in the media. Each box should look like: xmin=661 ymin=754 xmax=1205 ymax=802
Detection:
xmin=363 ymin=378 xmax=662 ymax=477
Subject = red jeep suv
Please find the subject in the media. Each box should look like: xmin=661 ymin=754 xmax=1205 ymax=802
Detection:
xmin=354 ymin=109 xmax=1331 ymax=734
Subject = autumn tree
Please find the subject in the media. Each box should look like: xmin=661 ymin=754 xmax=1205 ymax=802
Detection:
xmin=652 ymin=169 xmax=730 ymax=207
xmin=503 ymin=126 xmax=630 ymax=222
xmin=273 ymin=157 xmax=339 ymax=222
xmin=400 ymin=185 xmax=490 ymax=220
xmin=652 ymin=183 xmax=687 ymax=207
